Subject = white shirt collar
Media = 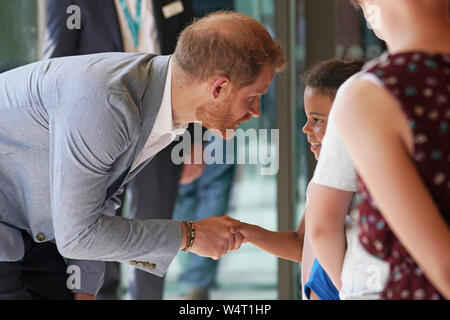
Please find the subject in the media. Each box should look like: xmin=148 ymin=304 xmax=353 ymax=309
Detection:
xmin=131 ymin=56 xmax=188 ymax=172
xmin=152 ymin=57 xmax=188 ymax=136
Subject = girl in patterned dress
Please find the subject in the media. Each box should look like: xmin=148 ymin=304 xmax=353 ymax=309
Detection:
xmin=332 ymin=0 xmax=450 ymax=299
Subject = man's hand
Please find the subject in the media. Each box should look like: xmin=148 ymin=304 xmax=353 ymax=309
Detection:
xmin=179 ymin=163 xmax=205 ymax=185
xmin=74 ymin=293 xmax=96 ymax=300
xmin=179 ymin=143 xmax=205 ymax=185
xmin=189 ymin=216 xmax=244 ymax=260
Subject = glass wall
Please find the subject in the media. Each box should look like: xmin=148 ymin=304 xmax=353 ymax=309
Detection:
xmin=0 ymin=0 xmax=38 ymax=72
xmin=293 ymin=0 xmax=385 ymax=300
xmin=165 ymin=0 xmax=280 ymax=300
xmin=294 ymin=0 xmax=386 ymax=200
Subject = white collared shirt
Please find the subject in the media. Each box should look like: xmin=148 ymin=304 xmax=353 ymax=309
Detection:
xmin=131 ymin=57 xmax=188 ymax=172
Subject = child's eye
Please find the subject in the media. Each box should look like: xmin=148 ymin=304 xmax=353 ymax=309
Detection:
xmin=313 ymin=117 xmax=323 ymax=124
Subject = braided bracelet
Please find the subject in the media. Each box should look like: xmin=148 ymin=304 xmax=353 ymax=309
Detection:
xmin=182 ymin=220 xmax=195 ymax=253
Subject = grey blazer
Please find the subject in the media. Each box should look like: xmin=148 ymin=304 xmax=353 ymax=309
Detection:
xmin=0 ymin=53 xmax=182 ymax=295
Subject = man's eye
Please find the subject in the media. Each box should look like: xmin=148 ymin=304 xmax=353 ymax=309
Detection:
xmin=249 ymin=95 xmax=261 ymax=103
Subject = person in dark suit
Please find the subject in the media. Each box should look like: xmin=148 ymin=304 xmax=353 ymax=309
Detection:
xmin=43 ymin=0 xmax=201 ymax=300
xmin=44 ymin=0 xmax=194 ymax=56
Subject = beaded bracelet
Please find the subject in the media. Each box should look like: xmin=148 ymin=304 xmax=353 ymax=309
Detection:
xmin=182 ymin=220 xmax=195 ymax=253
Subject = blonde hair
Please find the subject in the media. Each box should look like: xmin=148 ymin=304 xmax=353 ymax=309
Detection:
xmin=174 ymin=11 xmax=286 ymax=87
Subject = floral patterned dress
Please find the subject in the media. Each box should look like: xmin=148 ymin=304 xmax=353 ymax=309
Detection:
xmin=356 ymin=51 xmax=450 ymax=300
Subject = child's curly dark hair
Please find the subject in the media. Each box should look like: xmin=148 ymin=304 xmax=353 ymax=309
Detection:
xmin=301 ymin=59 xmax=365 ymax=98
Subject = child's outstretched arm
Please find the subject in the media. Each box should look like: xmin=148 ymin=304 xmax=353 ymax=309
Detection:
xmin=229 ymin=216 xmax=305 ymax=263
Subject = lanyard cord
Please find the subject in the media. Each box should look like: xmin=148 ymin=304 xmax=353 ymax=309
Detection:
xmin=118 ymin=0 xmax=142 ymax=47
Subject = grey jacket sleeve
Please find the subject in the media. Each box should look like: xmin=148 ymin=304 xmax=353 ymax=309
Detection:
xmin=65 ymin=259 xmax=105 ymax=296
xmin=63 ymin=190 xmax=124 ymax=296
xmin=49 ymin=91 xmax=182 ymax=278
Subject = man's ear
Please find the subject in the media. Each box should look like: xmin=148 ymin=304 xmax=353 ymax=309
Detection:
xmin=211 ymin=76 xmax=231 ymax=100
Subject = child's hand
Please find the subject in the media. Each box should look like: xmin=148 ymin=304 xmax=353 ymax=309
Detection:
xmin=230 ymin=221 xmax=260 ymax=244
xmin=220 ymin=216 xmax=262 ymax=248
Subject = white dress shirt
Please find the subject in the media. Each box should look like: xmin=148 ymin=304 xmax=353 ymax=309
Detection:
xmin=131 ymin=57 xmax=188 ymax=172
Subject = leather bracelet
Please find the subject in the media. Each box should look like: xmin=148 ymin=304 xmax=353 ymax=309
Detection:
xmin=182 ymin=220 xmax=195 ymax=253
xmin=185 ymin=221 xmax=195 ymax=253
xmin=181 ymin=221 xmax=190 ymax=252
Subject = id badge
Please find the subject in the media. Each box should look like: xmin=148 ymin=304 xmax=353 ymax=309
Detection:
xmin=162 ymin=0 xmax=184 ymax=19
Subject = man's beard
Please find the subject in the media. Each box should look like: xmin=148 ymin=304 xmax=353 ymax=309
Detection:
xmin=195 ymin=98 xmax=241 ymax=140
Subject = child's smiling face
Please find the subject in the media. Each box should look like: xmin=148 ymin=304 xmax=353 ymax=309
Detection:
xmin=302 ymin=87 xmax=334 ymax=160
